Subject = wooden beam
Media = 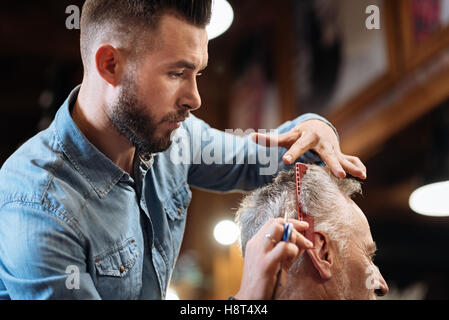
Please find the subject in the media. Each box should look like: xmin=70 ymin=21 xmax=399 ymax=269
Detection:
xmin=339 ymin=50 xmax=449 ymax=159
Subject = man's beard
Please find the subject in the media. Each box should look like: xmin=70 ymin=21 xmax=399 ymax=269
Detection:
xmin=108 ymin=76 xmax=189 ymax=155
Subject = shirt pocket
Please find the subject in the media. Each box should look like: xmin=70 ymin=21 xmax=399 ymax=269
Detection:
xmin=94 ymin=238 xmax=141 ymax=300
xmin=163 ymin=183 xmax=192 ymax=221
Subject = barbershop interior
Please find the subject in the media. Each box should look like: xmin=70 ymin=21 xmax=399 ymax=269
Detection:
xmin=1 ymin=0 xmax=449 ymax=300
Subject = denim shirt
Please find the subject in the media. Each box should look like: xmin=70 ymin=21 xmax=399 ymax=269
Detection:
xmin=0 ymin=86 xmax=333 ymax=300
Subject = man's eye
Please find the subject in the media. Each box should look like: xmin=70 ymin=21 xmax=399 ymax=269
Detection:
xmin=170 ymin=72 xmax=184 ymax=78
xmin=196 ymin=72 xmax=203 ymax=77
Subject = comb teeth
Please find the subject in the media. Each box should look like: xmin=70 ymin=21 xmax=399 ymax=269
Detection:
xmin=295 ymin=163 xmax=307 ymax=221
xmin=295 ymin=163 xmax=315 ymax=245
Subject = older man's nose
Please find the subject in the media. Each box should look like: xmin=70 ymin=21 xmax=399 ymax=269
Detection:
xmin=375 ymin=276 xmax=389 ymax=297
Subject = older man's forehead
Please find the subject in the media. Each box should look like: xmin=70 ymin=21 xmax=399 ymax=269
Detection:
xmin=345 ymin=198 xmax=373 ymax=240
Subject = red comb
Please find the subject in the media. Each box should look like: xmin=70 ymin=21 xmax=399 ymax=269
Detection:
xmin=295 ymin=163 xmax=314 ymax=245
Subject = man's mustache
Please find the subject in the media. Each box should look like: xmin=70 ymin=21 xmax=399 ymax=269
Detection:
xmin=161 ymin=110 xmax=190 ymax=123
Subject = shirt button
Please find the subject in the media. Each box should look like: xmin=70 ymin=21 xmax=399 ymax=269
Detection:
xmin=120 ymin=265 xmax=125 ymax=273
xmin=177 ymin=208 xmax=182 ymax=214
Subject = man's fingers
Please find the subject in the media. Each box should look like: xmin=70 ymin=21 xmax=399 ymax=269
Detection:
xmin=340 ymin=156 xmax=367 ymax=180
xmin=289 ymin=228 xmax=314 ymax=250
xmin=251 ymin=132 xmax=295 ymax=149
xmin=344 ymin=155 xmax=367 ymax=179
xmin=288 ymin=219 xmax=310 ymax=233
xmin=266 ymin=242 xmax=299 ymax=272
xmin=266 ymin=220 xmax=313 ymax=265
xmin=315 ymin=143 xmax=346 ymax=178
xmin=259 ymin=221 xmax=284 ymax=250
xmin=253 ymin=120 xmax=367 ymax=180
xmin=261 ymin=217 xmax=308 ymax=232
xmin=345 ymin=155 xmax=364 ymax=168
xmin=282 ymin=131 xmax=317 ymax=164
xmin=258 ymin=218 xmax=312 ymax=254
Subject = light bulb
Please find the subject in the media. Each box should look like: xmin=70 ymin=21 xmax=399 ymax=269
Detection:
xmin=207 ymin=0 xmax=234 ymax=40
xmin=409 ymin=181 xmax=449 ymax=217
xmin=213 ymin=220 xmax=239 ymax=245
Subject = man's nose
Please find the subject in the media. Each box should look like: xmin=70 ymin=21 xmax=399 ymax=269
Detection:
xmin=375 ymin=274 xmax=389 ymax=297
xmin=180 ymin=80 xmax=201 ymax=111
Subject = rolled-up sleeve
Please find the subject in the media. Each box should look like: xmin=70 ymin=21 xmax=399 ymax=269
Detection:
xmin=186 ymin=113 xmax=336 ymax=192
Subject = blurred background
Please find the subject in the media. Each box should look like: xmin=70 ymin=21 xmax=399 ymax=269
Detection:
xmin=1 ymin=0 xmax=449 ymax=300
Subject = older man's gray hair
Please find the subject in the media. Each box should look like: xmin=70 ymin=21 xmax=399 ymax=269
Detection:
xmin=235 ymin=164 xmax=362 ymax=265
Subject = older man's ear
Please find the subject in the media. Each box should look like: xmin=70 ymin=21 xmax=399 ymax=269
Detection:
xmin=306 ymin=231 xmax=335 ymax=280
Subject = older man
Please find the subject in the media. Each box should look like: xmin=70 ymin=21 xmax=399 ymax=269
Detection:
xmin=235 ymin=165 xmax=389 ymax=299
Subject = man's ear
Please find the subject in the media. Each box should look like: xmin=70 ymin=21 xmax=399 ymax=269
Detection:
xmin=95 ymin=44 xmax=124 ymax=86
xmin=306 ymin=231 xmax=334 ymax=280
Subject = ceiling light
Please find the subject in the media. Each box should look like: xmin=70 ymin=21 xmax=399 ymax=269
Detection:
xmin=213 ymin=220 xmax=239 ymax=245
xmin=207 ymin=0 xmax=234 ymax=40
xmin=409 ymin=181 xmax=449 ymax=217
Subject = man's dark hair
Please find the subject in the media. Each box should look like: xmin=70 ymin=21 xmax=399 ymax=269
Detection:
xmin=80 ymin=0 xmax=212 ymax=72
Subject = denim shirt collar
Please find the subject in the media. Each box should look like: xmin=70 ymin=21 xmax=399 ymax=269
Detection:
xmin=54 ymin=85 xmax=132 ymax=198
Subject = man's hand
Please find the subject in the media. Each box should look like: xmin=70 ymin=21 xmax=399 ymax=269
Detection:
xmin=252 ymin=119 xmax=367 ymax=180
xmin=234 ymin=218 xmax=312 ymax=300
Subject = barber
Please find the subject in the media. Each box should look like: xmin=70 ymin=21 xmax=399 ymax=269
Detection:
xmin=0 ymin=0 xmax=366 ymax=300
